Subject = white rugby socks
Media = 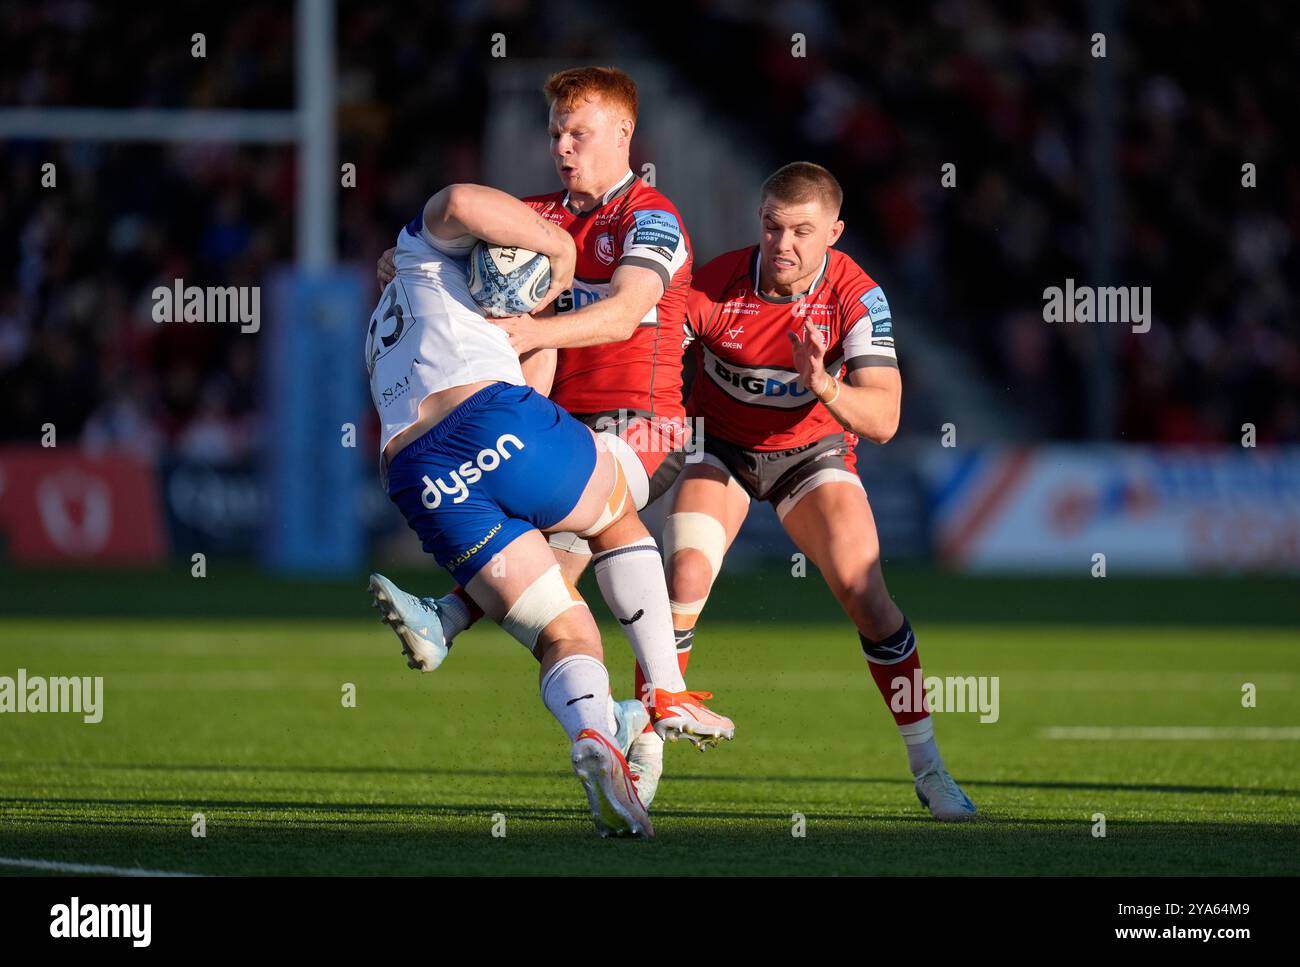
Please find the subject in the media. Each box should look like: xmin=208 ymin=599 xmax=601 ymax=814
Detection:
xmin=434 ymin=591 xmax=473 ymax=641
xmin=541 ymin=654 xmax=613 ymax=741
xmin=899 ymin=718 xmax=943 ymax=776
xmin=592 ymin=537 xmax=687 ymax=694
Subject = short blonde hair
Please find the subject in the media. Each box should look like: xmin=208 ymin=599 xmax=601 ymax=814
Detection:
xmin=762 ymin=162 xmax=843 ymax=216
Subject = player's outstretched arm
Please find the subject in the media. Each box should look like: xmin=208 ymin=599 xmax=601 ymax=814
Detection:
xmin=789 ymin=318 xmax=901 ymax=444
xmin=490 ymin=263 xmax=662 ymax=355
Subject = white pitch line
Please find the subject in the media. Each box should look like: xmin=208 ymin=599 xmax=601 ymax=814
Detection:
xmin=0 ymin=856 xmax=199 ymax=877
xmin=1042 ymin=726 xmax=1300 ymax=741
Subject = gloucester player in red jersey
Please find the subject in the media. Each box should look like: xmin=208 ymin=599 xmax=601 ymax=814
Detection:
xmin=664 ymin=162 xmax=977 ymax=819
xmin=375 ymin=68 xmax=733 ymax=801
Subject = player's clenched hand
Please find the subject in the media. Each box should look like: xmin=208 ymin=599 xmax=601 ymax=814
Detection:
xmin=377 ymin=247 xmax=397 ymax=289
xmin=489 ymin=312 xmax=549 ymax=356
xmin=788 ymin=317 xmax=830 ymax=395
xmin=537 ymin=243 xmax=575 ymax=313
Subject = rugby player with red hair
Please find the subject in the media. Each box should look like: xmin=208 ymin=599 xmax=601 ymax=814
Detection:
xmin=375 ymin=68 xmax=732 ymax=806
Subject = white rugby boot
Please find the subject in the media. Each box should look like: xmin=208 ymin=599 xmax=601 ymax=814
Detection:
xmin=612 ymin=698 xmax=650 ymax=758
xmin=626 ymin=728 xmax=665 ymax=808
xmin=571 ymin=728 xmax=653 ymax=839
xmin=649 ymin=688 xmax=735 ymax=749
xmin=914 ymin=765 xmax=978 ymax=821
xmin=368 ymin=573 xmax=449 ymax=672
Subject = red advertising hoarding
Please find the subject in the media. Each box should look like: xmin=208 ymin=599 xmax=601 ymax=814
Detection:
xmin=0 ymin=447 xmax=166 ymax=564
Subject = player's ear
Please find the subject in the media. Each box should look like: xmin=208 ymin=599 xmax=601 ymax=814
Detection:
xmin=827 ymin=219 xmax=845 ymax=247
xmin=619 ymin=116 xmax=634 ymax=146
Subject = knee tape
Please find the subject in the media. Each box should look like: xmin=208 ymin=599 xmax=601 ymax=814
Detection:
xmin=662 ymin=511 xmax=728 ymax=616
xmin=576 ymin=457 xmax=629 ymax=539
xmin=547 ymin=531 xmax=591 ymax=556
xmin=599 ymin=430 xmax=651 ymax=510
xmin=501 ymin=564 xmax=587 ymax=652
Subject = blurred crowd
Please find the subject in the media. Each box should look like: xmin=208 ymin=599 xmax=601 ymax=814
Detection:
xmin=0 ymin=0 xmax=556 ymax=461
xmin=654 ymin=0 xmax=1299 ymax=442
xmin=1 ymin=0 xmax=1296 ymax=460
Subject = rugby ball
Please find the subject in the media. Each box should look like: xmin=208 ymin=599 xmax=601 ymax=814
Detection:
xmin=467 ymin=241 xmax=551 ymax=317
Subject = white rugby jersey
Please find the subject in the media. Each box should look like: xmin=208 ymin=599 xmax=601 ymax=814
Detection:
xmin=366 ymin=215 xmax=525 ymax=459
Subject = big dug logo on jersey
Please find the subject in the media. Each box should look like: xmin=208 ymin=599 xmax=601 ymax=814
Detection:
xmin=555 ymin=279 xmax=661 ymax=328
xmin=704 ymin=348 xmax=823 ymax=408
xmin=554 ymin=282 xmax=608 ymax=313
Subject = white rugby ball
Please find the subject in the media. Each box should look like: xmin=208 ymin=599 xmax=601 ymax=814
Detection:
xmin=466 ymin=241 xmax=551 ymax=317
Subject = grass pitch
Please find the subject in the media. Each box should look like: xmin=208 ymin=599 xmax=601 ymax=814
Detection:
xmin=0 ymin=567 xmax=1297 ymax=876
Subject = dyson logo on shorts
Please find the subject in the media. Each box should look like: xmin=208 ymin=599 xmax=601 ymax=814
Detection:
xmin=421 ymin=434 xmax=525 ymax=509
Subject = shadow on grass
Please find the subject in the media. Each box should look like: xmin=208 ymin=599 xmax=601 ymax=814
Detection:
xmin=0 ymin=807 xmax=1294 ymax=876
xmin=9 ymin=762 xmax=1300 ymax=799
xmin=2 ymin=565 xmax=1298 ymax=626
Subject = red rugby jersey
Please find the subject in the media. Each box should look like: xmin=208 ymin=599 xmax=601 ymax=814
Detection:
xmin=685 ymin=246 xmax=897 ymax=450
xmin=523 ymin=171 xmax=692 ymax=417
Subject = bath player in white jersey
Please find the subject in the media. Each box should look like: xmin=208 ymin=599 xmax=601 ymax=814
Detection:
xmin=366 ymin=183 xmax=730 ymax=838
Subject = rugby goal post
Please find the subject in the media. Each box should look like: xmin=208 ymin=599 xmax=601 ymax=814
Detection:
xmin=0 ymin=0 xmax=367 ymax=575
